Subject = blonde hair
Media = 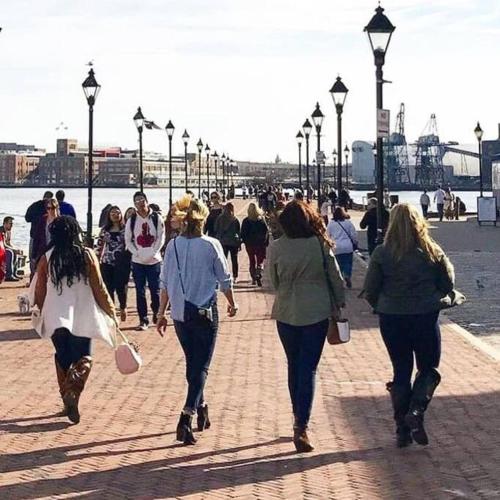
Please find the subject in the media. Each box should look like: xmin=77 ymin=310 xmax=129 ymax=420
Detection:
xmin=172 ymin=194 xmax=209 ymax=237
xmin=384 ymin=203 xmax=442 ymax=263
xmin=247 ymin=202 xmax=263 ymax=221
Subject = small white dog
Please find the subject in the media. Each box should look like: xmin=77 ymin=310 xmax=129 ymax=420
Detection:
xmin=17 ymin=293 xmax=31 ymax=314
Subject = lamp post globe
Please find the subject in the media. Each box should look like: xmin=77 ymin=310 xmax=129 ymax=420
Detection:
xmin=182 ymin=129 xmax=190 ymax=192
xmin=329 ymin=76 xmax=348 ymax=194
xmin=197 ymin=139 xmax=203 ymax=197
xmin=133 ymin=107 xmax=145 ymax=192
xmin=474 ymin=122 xmax=484 ymax=197
xmin=296 ymin=131 xmax=304 ymax=192
xmin=302 ymin=119 xmax=313 ymax=202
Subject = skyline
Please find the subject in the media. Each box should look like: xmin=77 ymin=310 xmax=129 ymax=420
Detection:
xmin=1 ymin=0 xmax=499 ymax=163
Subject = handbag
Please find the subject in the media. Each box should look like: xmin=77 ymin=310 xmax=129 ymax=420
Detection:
xmin=318 ymin=239 xmax=350 ymax=345
xmin=114 ymin=328 xmax=142 ymax=375
xmin=337 ymin=221 xmax=358 ymax=251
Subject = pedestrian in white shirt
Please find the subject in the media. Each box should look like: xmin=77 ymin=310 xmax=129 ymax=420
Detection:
xmin=433 ymin=186 xmax=446 ymax=222
xmin=320 ymin=196 xmax=331 ymax=226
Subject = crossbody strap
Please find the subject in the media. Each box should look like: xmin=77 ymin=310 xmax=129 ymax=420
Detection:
xmin=173 ymin=237 xmax=186 ymax=295
xmin=337 ymin=221 xmax=355 ymax=247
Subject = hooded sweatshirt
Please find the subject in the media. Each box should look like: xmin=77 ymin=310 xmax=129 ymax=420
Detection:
xmin=125 ymin=209 xmax=165 ymax=265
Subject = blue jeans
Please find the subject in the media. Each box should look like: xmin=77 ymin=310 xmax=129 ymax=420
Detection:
xmin=277 ymin=319 xmax=328 ymax=428
xmin=174 ymin=303 xmax=219 ymax=414
xmin=132 ymin=262 xmax=161 ymax=325
xmin=335 ymin=252 xmax=353 ymax=279
xmin=52 ymin=328 xmax=92 ymax=371
xmin=379 ymin=312 xmax=441 ymax=390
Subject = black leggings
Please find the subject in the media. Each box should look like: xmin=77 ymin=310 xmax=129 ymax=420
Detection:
xmin=101 ymin=263 xmax=129 ymax=310
xmin=52 ymin=328 xmax=91 ymax=371
xmin=222 ymin=245 xmax=239 ymax=279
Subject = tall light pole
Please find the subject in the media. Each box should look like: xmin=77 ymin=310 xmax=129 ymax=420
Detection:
xmin=197 ymin=139 xmax=203 ymax=197
xmin=221 ymin=153 xmax=226 ymax=200
xmin=344 ymin=144 xmax=350 ymax=191
xmin=311 ymin=103 xmax=325 ymax=210
xmin=82 ymin=68 xmax=101 ymax=246
xmin=302 ymin=119 xmax=312 ymax=202
xmin=474 ymin=122 xmax=484 ymax=197
xmin=365 ymin=5 xmax=395 ymax=244
xmin=165 ymin=120 xmax=175 ymax=207
xmin=213 ymin=151 xmax=219 ymax=190
xmin=333 ymin=149 xmax=337 ymax=188
xmin=182 ymin=129 xmax=190 ymax=192
xmin=296 ymin=131 xmax=304 ymax=191
xmin=133 ymin=107 xmax=145 ymax=192
xmin=205 ymin=144 xmax=211 ymax=194
xmin=329 ymin=76 xmax=349 ymax=194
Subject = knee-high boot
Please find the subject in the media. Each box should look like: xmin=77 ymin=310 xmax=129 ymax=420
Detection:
xmin=386 ymin=381 xmax=412 ymax=448
xmin=62 ymin=356 xmax=93 ymax=424
xmin=405 ymin=368 xmax=441 ymax=446
xmin=54 ymin=356 xmax=68 ymax=414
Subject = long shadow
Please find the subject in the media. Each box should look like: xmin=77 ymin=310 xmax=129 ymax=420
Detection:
xmin=0 ymin=413 xmax=64 ymax=424
xmin=0 ymin=329 xmax=39 ymax=342
xmin=0 ymin=421 xmax=72 ymax=433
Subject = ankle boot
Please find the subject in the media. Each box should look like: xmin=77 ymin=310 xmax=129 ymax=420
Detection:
xmin=405 ymin=368 xmax=441 ymax=446
xmin=62 ymin=356 xmax=93 ymax=424
xmin=386 ymin=381 xmax=412 ymax=448
xmin=176 ymin=413 xmax=197 ymax=445
xmin=293 ymin=426 xmax=314 ymax=453
xmin=54 ymin=356 xmax=68 ymax=415
xmin=197 ymin=405 xmax=211 ymax=432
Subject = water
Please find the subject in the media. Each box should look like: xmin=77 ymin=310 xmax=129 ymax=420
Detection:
xmin=0 ymin=187 xmax=487 ymax=250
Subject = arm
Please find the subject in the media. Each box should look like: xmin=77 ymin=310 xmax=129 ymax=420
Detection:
xmin=34 ymin=255 xmax=48 ymax=310
xmin=124 ymin=218 xmax=137 ymax=256
xmin=326 ymin=247 xmax=345 ymax=308
xmin=359 ymin=213 xmax=368 ymax=229
xmin=86 ymin=249 xmax=117 ymax=321
xmin=212 ymin=240 xmax=238 ymax=315
xmin=151 ymin=216 xmax=165 ymax=256
xmin=240 ymin=219 xmax=248 ymax=243
xmin=363 ymin=248 xmax=384 ymax=309
xmin=267 ymin=241 xmax=279 ymax=290
xmin=95 ymin=229 xmax=106 ymax=260
xmin=435 ymin=253 xmax=455 ymax=294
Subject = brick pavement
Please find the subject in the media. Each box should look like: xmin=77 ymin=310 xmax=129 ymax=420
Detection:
xmin=1 ymin=203 xmax=500 ymax=499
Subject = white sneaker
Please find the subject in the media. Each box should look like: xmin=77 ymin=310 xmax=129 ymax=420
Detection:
xmin=135 ymin=323 xmax=149 ymax=331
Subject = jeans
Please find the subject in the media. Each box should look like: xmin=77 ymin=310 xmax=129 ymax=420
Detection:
xmin=277 ymin=319 xmax=328 ymax=428
xmin=52 ymin=328 xmax=92 ymax=371
xmin=132 ymin=262 xmax=161 ymax=325
xmin=245 ymin=245 xmax=266 ymax=280
xmin=335 ymin=252 xmax=353 ymax=279
xmin=421 ymin=204 xmax=429 ymax=219
xmin=174 ymin=303 xmax=219 ymax=414
xmin=222 ymin=245 xmax=239 ymax=279
xmin=379 ymin=312 xmax=441 ymax=390
xmin=5 ymin=249 xmax=16 ymax=279
xmin=437 ymin=203 xmax=444 ymax=222
xmin=101 ymin=263 xmax=129 ymax=310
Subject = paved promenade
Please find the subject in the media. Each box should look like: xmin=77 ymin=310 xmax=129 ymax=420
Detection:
xmin=1 ymin=203 xmax=500 ymax=499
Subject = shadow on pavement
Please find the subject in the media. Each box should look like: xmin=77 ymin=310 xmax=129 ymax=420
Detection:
xmin=0 ymin=329 xmax=39 ymax=342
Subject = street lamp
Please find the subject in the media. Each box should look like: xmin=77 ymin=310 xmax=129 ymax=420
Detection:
xmin=221 ymin=153 xmax=226 ymax=200
xmin=332 ymin=149 xmax=337 ymax=187
xmin=364 ymin=4 xmax=395 ymax=244
xmin=302 ymin=119 xmax=313 ymax=202
xmin=296 ymin=131 xmax=304 ymax=191
xmin=182 ymin=129 xmax=190 ymax=192
xmin=212 ymin=151 xmax=219 ymax=190
xmin=82 ymin=68 xmax=101 ymax=246
xmin=205 ymin=144 xmax=211 ymax=194
xmin=311 ymin=103 xmax=324 ymax=210
xmin=329 ymin=76 xmax=349 ymax=194
xmin=165 ymin=120 xmax=175 ymax=207
xmin=344 ymin=144 xmax=350 ymax=190
xmin=197 ymin=139 xmax=203 ymax=197
xmin=474 ymin=122 xmax=484 ymax=197
xmin=133 ymin=107 xmax=145 ymax=192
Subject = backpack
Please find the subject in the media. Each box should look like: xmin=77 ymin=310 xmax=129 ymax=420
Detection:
xmin=129 ymin=211 xmax=159 ymax=245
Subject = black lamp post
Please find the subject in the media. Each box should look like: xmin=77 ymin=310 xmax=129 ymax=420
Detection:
xmin=197 ymin=139 xmax=203 ymax=197
xmin=364 ymin=5 xmax=395 ymax=244
xmin=133 ymin=107 xmax=145 ymax=192
xmin=82 ymin=68 xmax=101 ymax=246
xmin=329 ymin=76 xmax=349 ymax=194
xmin=165 ymin=120 xmax=175 ymax=207
xmin=474 ymin=122 xmax=484 ymax=197
xmin=311 ymin=103 xmax=324 ymax=210
xmin=205 ymin=144 xmax=211 ymax=194
xmin=221 ymin=153 xmax=226 ymax=200
xmin=213 ymin=151 xmax=219 ymax=190
xmin=302 ymin=119 xmax=312 ymax=202
xmin=296 ymin=131 xmax=304 ymax=191
xmin=344 ymin=144 xmax=350 ymax=190
xmin=182 ymin=130 xmax=189 ymax=192
xmin=332 ymin=149 xmax=337 ymax=187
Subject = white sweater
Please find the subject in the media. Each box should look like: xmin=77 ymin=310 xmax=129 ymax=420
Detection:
xmin=125 ymin=210 xmax=165 ymax=265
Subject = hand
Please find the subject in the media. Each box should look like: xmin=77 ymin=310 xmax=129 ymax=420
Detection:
xmin=156 ymin=316 xmax=168 ymax=337
xmin=227 ymin=304 xmax=238 ymax=317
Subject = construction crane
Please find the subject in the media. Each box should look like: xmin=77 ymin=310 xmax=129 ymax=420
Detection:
xmin=384 ymin=103 xmax=411 ymax=186
xmin=414 ymin=114 xmax=445 ymax=187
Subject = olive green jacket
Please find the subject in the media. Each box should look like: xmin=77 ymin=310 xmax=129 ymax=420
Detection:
xmin=268 ymin=236 xmax=345 ymax=326
xmin=363 ymin=244 xmax=455 ymax=314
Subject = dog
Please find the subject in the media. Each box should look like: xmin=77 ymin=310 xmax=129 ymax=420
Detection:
xmin=17 ymin=293 xmax=31 ymax=314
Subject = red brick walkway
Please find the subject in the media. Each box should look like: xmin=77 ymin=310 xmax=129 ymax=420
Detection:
xmin=1 ymin=203 xmax=499 ymax=499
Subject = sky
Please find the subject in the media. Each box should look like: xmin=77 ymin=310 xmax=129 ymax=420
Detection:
xmin=1 ymin=0 xmax=499 ymax=163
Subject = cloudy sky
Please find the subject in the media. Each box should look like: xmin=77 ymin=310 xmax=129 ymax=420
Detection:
xmin=1 ymin=0 xmax=499 ymax=163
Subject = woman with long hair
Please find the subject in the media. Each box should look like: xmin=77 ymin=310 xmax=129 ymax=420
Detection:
xmin=326 ymin=207 xmax=358 ymax=289
xmin=157 ymin=194 xmax=238 ymax=445
xmin=268 ymin=201 xmax=345 ymax=452
xmin=214 ymin=202 xmax=241 ymax=282
xmin=96 ymin=206 xmax=130 ymax=322
xmin=32 ymin=198 xmax=60 ymax=267
xmin=32 ymin=216 xmax=117 ymax=424
xmin=241 ymin=202 xmax=269 ymax=286
xmin=363 ymin=203 xmax=456 ymax=447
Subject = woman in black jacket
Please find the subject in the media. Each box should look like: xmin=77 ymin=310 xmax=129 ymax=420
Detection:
xmin=214 ymin=203 xmax=241 ymax=282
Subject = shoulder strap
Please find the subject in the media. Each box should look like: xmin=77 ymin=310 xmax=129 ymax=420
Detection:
xmin=130 ymin=213 xmax=137 ymax=241
xmin=173 ymin=237 xmax=186 ymax=295
xmin=337 ymin=221 xmax=355 ymax=247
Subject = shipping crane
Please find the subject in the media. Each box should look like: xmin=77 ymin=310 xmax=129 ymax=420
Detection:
xmin=385 ymin=103 xmax=411 ymax=186
xmin=414 ymin=114 xmax=445 ymax=187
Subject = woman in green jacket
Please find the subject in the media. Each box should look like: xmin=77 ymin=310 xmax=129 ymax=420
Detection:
xmin=268 ymin=201 xmax=345 ymax=453
xmin=363 ymin=203 xmax=456 ymax=448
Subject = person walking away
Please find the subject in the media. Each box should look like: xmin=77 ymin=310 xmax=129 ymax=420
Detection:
xmin=214 ymin=202 xmax=241 ymax=282
xmin=25 ymin=191 xmax=53 ymax=274
xmin=96 ymin=206 xmax=130 ymax=322
xmin=434 ymin=185 xmax=445 ymax=222
xmin=338 ymin=188 xmax=350 ymax=211
xmin=327 ymin=207 xmax=358 ymax=288
xmin=420 ymin=189 xmax=430 ymax=219
xmin=242 ymin=185 xmax=248 ymax=199
xmin=32 ymin=216 xmax=117 ymax=424
xmin=444 ymin=187 xmax=455 ymax=220
xmin=328 ymin=188 xmax=337 ymax=210
xmin=320 ymin=196 xmax=331 ymax=226
xmin=204 ymin=192 xmax=224 ymax=237
xmin=363 ymin=203 xmax=457 ymax=447
xmin=55 ymin=190 xmax=76 ymax=218
xmin=241 ymin=203 xmax=269 ymax=286
xmin=32 ymin=198 xmax=60 ymax=272
xmin=0 ymin=217 xmax=23 ymax=281
xmin=156 ymin=194 xmax=238 ymax=445
xmin=125 ymin=192 xmax=165 ymax=330
xmin=359 ymin=198 xmax=389 ymax=256
xmin=268 ymin=200 xmax=345 ymax=452
xmin=383 ymin=188 xmax=391 ymax=209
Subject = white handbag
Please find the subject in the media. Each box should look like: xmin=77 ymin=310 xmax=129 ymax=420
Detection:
xmin=114 ymin=329 xmax=142 ymax=375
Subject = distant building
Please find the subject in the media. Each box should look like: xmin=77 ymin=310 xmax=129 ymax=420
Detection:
xmin=0 ymin=153 xmax=41 ymax=185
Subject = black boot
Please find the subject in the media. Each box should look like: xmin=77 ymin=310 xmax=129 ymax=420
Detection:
xmin=197 ymin=405 xmax=211 ymax=432
xmin=176 ymin=412 xmax=197 ymax=445
xmin=386 ymin=381 xmax=412 ymax=448
xmin=405 ymin=368 xmax=441 ymax=446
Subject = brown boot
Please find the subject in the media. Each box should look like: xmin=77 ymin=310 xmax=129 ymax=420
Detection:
xmin=62 ymin=356 xmax=92 ymax=424
xmin=293 ymin=427 xmax=314 ymax=453
xmin=54 ymin=356 xmax=68 ymax=415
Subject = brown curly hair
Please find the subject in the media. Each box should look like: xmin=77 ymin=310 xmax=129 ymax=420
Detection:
xmin=278 ymin=200 xmax=333 ymax=248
